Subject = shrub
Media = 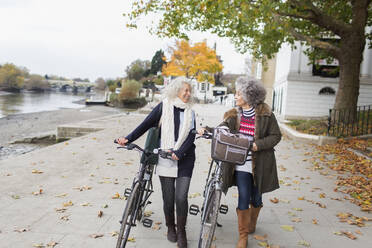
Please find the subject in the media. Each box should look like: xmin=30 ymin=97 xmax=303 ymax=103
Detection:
xmin=118 ymin=79 xmax=142 ymax=101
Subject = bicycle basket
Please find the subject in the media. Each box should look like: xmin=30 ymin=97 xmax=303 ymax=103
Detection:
xmin=211 ymin=128 xmax=251 ymax=165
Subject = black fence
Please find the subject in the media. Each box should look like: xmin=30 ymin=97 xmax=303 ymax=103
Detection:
xmin=327 ymin=105 xmax=372 ymax=137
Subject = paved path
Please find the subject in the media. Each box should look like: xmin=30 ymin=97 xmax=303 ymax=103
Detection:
xmin=0 ymin=104 xmax=371 ymax=248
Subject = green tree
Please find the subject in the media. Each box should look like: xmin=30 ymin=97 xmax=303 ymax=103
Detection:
xmin=125 ymin=59 xmax=151 ymax=81
xmin=126 ymin=0 xmax=372 ymax=111
xmin=0 ymin=63 xmax=27 ymax=91
xmin=150 ymin=49 xmax=166 ymax=75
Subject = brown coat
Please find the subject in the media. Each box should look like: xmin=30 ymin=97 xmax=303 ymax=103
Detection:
xmin=218 ymin=103 xmax=281 ymax=194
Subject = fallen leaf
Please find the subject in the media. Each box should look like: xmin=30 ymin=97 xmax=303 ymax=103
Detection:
xmin=32 ymin=189 xmax=43 ymax=195
xmin=90 ymin=234 xmax=104 ymax=238
xmin=312 ymin=219 xmax=318 ymax=225
xmin=291 ymin=217 xmax=302 ymax=223
xmin=253 ymin=234 xmax=268 ymax=241
xmin=258 ymin=241 xmax=268 ymax=247
xmin=102 ymin=204 xmax=109 ymax=208
xmin=55 ymin=208 xmax=67 ymax=213
xmin=46 ymin=241 xmax=58 ymax=248
xmin=298 ymin=240 xmax=311 ymax=247
xmin=152 ymin=223 xmax=161 ymax=230
xmin=319 ymin=193 xmax=326 ymax=198
xmin=341 ymin=231 xmax=357 ymax=240
xmin=333 ymin=231 xmax=343 ymax=236
xmin=144 ymin=211 xmax=154 ymax=217
xmin=63 ymin=201 xmax=73 ymax=207
xmin=111 ymin=231 xmax=118 ymax=237
xmin=270 ymin=197 xmax=279 ymax=204
xmin=297 ymin=196 xmax=305 ymax=200
xmin=292 ymin=208 xmax=303 ymax=211
xmin=55 ymin=193 xmax=68 ymax=198
xmin=112 ymin=193 xmax=120 ymax=199
xmin=32 ymin=169 xmax=43 ymax=174
xmin=288 ymin=211 xmax=297 ymax=217
xmin=32 ymin=244 xmax=45 ymax=248
xmin=98 ymin=211 xmax=103 ymax=218
xmin=188 ymin=192 xmax=201 ymax=198
xmin=355 ymin=230 xmax=363 ymax=235
xmin=14 ymin=228 xmax=30 ymax=233
xmin=11 ymin=195 xmax=20 ymax=199
xmin=127 ymin=237 xmax=136 ymax=242
xmin=280 ymin=225 xmax=294 ymax=232
xmin=80 ymin=202 xmax=91 ymax=207
xmin=60 ymin=215 xmax=69 ymax=221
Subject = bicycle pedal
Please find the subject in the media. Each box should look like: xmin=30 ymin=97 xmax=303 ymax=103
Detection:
xmin=189 ymin=204 xmax=200 ymax=215
xmin=219 ymin=204 xmax=228 ymax=214
xmin=124 ymin=188 xmax=132 ymax=198
xmin=143 ymin=218 xmax=153 ymax=228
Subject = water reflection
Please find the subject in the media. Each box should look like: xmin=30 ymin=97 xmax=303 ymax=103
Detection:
xmin=0 ymin=91 xmax=88 ymax=118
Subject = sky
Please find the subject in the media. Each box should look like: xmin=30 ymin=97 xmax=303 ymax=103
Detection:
xmin=0 ymin=0 xmax=248 ymax=82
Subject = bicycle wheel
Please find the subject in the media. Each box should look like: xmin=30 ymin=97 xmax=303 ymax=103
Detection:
xmin=198 ymin=188 xmax=222 ymax=248
xmin=116 ymin=182 xmax=140 ymax=248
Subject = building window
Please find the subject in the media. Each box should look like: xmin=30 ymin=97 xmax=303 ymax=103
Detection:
xmin=207 ymin=83 xmax=210 ymax=91
xmin=201 ymin=83 xmax=206 ymax=91
xmin=312 ymin=39 xmax=340 ymax=78
xmin=319 ymin=87 xmax=335 ymax=95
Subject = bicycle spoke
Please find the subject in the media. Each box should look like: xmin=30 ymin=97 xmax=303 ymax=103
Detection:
xmin=198 ymin=189 xmax=221 ymax=248
xmin=116 ymin=182 xmax=140 ymax=248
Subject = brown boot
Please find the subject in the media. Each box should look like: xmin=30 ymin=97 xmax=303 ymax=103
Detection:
xmin=236 ymin=208 xmax=250 ymax=248
xmin=176 ymin=216 xmax=187 ymax=248
xmin=165 ymin=215 xmax=177 ymax=242
xmin=248 ymin=206 xmax=262 ymax=234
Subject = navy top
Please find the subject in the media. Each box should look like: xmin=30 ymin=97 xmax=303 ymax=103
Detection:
xmin=126 ymin=102 xmax=196 ymax=178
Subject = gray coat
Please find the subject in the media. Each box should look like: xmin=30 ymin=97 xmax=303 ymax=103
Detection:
xmin=216 ymin=103 xmax=281 ymax=194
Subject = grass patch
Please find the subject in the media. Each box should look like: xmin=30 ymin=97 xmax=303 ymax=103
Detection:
xmin=287 ymin=119 xmax=328 ymax=135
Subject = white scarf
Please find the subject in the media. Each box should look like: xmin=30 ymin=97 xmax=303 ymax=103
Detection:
xmin=161 ymin=98 xmax=193 ymax=150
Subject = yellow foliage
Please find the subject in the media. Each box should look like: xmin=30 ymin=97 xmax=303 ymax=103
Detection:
xmin=162 ymin=40 xmax=223 ymax=83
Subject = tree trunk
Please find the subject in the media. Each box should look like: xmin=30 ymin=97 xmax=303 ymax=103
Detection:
xmin=334 ymin=35 xmax=365 ymax=111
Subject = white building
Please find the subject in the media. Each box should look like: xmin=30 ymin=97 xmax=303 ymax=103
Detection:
xmin=258 ymin=42 xmax=372 ymax=120
xmin=193 ymin=81 xmax=227 ymax=103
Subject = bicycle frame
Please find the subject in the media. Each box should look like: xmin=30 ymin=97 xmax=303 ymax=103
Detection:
xmin=129 ymin=162 xmax=154 ymax=223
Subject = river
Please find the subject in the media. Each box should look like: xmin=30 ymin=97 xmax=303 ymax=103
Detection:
xmin=0 ymin=91 xmax=90 ymax=118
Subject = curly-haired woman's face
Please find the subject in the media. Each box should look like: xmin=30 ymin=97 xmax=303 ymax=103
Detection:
xmin=235 ymin=90 xmax=248 ymax=107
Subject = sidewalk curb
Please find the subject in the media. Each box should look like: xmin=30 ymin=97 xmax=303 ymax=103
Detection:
xmin=278 ymin=122 xmax=337 ymax=146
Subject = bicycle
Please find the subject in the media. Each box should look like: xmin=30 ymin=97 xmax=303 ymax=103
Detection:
xmin=188 ymin=131 xmax=229 ymax=248
xmin=114 ymin=141 xmax=173 ymax=248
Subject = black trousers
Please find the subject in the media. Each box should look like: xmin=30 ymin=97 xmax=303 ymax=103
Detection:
xmin=159 ymin=176 xmax=191 ymax=217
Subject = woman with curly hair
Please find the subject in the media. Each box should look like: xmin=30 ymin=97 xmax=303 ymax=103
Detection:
xmin=200 ymin=76 xmax=281 ymax=248
xmin=116 ymin=76 xmax=196 ymax=248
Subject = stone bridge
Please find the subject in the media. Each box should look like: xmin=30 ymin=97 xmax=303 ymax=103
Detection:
xmin=47 ymin=80 xmax=95 ymax=93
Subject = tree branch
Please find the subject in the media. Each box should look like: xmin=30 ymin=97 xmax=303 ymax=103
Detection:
xmin=286 ymin=0 xmax=352 ymax=36
xmin=289 ymin=29 xmax=341 ymax=59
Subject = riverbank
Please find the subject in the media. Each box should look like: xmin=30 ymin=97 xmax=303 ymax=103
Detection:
xmin=0 ymin=105 xmax=128 ymax=160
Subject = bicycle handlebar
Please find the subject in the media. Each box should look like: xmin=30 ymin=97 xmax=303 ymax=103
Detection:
xmin=192 ymin=129 xmax=213 ymax=140
xmin=114 ymin=139 xmax=173 ymax=160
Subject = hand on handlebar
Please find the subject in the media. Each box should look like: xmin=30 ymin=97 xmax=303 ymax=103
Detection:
xmin=116 ymin=137 xmax=128 ymax=146
xmin=197 ymin=128 xmax=207 ymax=136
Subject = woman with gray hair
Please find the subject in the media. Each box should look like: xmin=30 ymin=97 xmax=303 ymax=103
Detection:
xmin=199 ymin=76 xmax=281 ymax=248
xmin=116 ymin=76 xmax=196 ymax=248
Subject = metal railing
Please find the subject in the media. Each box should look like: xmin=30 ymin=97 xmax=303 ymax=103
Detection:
xmin=327 ymin=105 xmax=372 ymax=137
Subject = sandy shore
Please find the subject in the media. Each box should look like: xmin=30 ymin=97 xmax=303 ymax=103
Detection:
xmin=0 ymin=105 xmax=127 ymax=146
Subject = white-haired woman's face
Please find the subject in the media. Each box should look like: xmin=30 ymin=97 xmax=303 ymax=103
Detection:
xmin=235 ymin=90 xmax=248 ymax=107
xmin=177 ymin=83 xmax=191 ymax=103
